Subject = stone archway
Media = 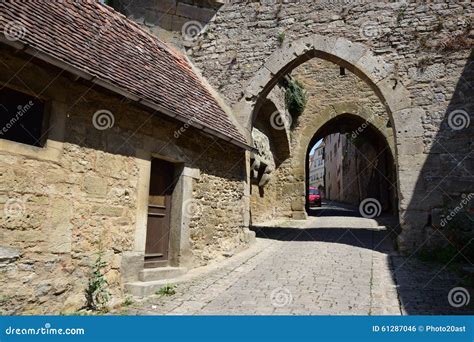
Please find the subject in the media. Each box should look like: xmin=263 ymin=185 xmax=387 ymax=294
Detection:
xmin=233 ymin=35 xmax=414 ymax=138
xmin=302 ymin=111 xmax=398 ymax=217
xmin=281 ymin=101 xmax=398 ymax=221
xmin=294 ymin=101 xmax=396 ymax=181
xmin=239 ymin=34 xmax=424 ymax=253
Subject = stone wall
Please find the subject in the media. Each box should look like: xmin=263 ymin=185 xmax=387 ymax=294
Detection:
xmin=111 ymin=0 xmax=223 ymax=49
xmin=188 ymin=0 xmax=474 ymax=251
xmin=0 ymin=47 xmax=248 ymax=314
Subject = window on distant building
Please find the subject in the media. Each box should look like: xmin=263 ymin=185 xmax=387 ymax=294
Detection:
xmin=0 ymin=87 xmax=47 ymax=147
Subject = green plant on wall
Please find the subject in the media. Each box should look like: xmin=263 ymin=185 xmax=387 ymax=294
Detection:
xmin=396 ymin=5 xmax=407 ymax=23
xmin=283 ymin=77 xmax=308 ymax=118
xmin=277 ymin=31 xmax=285 ymax=46
xmin=84 ymin=250 xmax=110 ymax=311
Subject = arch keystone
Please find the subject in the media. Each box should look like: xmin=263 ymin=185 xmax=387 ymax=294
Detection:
xmin=312 ymin=35 xmax=338 ymax=55
xmin=331 ymin=38 xmax=368 ymax=65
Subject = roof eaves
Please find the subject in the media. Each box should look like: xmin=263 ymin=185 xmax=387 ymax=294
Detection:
xmin=1 ymin=38 xmax=255 ymax=151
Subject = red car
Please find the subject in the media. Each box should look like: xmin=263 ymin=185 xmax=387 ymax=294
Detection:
xmin=308 ymin=187 xmax=322 ymax=207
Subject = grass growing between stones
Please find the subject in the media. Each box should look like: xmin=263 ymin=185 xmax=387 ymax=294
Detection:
xmin=156 ymin=284 xmax=176 ymax=296
xmin=123 ymin=296 xmax=134 ymax=306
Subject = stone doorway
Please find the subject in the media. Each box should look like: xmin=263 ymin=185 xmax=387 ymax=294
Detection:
xmin=144 ymin=158 xmax=177 ymax=268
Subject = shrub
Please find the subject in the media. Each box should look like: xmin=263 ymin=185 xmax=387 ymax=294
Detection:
xmin=284 ymin=78 xmax=308 ymax=118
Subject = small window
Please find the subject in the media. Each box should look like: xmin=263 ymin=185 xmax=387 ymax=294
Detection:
xmin=0 ymin=87 xmax=46 ymax=147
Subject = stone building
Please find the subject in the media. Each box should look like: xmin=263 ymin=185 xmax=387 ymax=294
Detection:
xmin=308 ymin=140 xmax=324 ymax=192
xmin=324 ymin=134 xmax=343 ymax=202
xmin=0 ymin=1 xmax=254 ymax=313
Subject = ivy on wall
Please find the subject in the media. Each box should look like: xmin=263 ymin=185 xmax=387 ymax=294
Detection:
xmin=282 ymin=77 xmax=308 ymax=118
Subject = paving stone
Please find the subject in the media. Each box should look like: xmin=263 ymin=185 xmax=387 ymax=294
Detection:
xmin=113 ymin=216 xmax=472 ymax=315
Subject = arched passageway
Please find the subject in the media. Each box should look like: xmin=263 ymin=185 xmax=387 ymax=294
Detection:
xmin=305 ymin=114 xmax=398 ymax=219
xmin=241 ymin=35 xmax=427 ymax=252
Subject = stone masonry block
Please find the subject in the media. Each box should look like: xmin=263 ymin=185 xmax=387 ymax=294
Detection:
xmin=84 ymin=176 xmax=108 ymax=197
xmin=47 ymin=199 xmax=73 ymax=253
xmin=312 ymin=34 xmax=337 ymax=56
xmin=394 ymin=108 xmax=425 ymax=138
xmin=331 ymin=38 xmax=368 ymax=65
xmin=376 ymin=77 xmax=412 ymax=113
xmin=356 ymin=50 xmax=393 ymax=84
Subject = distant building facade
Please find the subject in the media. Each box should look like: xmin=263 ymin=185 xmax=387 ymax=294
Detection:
xmin=308 ymin=142 xmax=325 ymax=194
xmin=324 ymin=132 xmax=395 ymax=210
xmin=324 ymin=134 xmax=344 ymax=202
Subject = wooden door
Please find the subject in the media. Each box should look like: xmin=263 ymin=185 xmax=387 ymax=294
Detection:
xmin=145 ymin=158 xmax=176 ymax=268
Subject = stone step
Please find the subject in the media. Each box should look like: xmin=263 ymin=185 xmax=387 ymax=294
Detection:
xmin=138 ymin=266 xmax=187 ymax=282
xmin=125 ymin=277 xmax=186 ymax=297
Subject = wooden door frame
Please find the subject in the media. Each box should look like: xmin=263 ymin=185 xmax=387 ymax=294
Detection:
xmin=144 ymin=158 xmax=175 ymax=267
xmin=121 ymin=150 xmax=201 ymax=282
xmin=144 ymin=155 xmax=182 ymax=268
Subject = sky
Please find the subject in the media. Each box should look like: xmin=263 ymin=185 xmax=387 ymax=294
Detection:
xmin=309 ymin=138 xmax=323 ymax=156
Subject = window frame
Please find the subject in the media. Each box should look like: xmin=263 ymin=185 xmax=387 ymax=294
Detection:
xmin=0 ymin=84 xmax=52 ymax=148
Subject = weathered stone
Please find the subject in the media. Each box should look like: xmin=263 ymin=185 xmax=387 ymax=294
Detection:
xmin=0 ymin=246 xmax=20 ymax=264
xmin=92 ymin=205 xmax=124 ymax=217
xmin=62 ymin=293 xmax=85 ymax=313
xmin=292 ymin=211 xmax=307 ymax=220
xmin=47 ymin=199 xmax=73 ymax=253
xmin=394 ymin=108 xmax=425 ymax=138
xmin=2 ymin=0 xmax=473 ymax=314
xmin=83 ymin=176 xmax=108 ymax=197
xmin=331 ymin=38 xmax=368 ymax=65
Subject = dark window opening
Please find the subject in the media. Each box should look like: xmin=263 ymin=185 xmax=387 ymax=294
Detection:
xmin=0 ymin=87 xmax=46 ymax=147
xmin=339 ymin=67 xmax=346 ymax=76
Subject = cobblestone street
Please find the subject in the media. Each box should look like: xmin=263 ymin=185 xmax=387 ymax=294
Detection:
xmin=117 ymin=214 xmax=473 ymax=316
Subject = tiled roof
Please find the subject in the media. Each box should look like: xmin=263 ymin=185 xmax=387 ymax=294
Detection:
xmin=0 ymin=0 xmax=248 ymax=147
